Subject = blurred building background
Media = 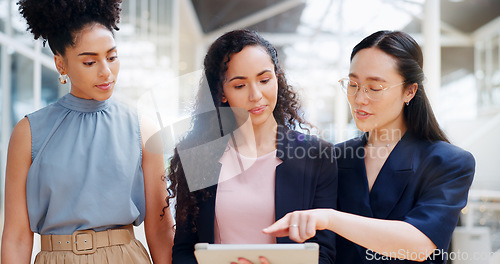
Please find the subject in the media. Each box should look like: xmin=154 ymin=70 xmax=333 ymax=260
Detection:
xmin=0 ymin=0 xmax=499 ymax=263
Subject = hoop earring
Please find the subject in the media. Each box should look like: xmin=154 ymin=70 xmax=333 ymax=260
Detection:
xmin=405 ymin=101 xmax=410 ymax=106
xmin=59 ymin=74 xmax=68 ymax=84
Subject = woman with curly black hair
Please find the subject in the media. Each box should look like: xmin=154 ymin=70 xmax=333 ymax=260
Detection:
xmin=1 ymin=0 xmax=174 ymax=263
xmin=167 ymin=29 xmax=337 ymax=264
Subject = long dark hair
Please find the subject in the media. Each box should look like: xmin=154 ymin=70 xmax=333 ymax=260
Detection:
xmin=17 ymin=0 xmax=122 ymax=56
xmin=166 ymin=29 xmax=309 ymax=227
xmin=351 ymin=30 xmax=449 ymax=143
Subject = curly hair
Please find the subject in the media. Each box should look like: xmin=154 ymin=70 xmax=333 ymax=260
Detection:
xmin=17 ymin=0 xmax=122 ymax=56
xmin=165 ymin=29 xmax=310 ymax=230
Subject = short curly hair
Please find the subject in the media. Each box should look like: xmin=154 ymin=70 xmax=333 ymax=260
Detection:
xmin=17 ymin=0 xmax=122 ymax=56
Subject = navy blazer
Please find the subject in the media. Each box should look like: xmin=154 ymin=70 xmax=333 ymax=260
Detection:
xmin=172 ymin=126 xmax=338 ymax=264
xmin=335 ymin=132 xmax=475 ymax=264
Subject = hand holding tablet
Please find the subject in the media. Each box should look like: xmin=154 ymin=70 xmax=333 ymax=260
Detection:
xmin=230 ymin=256 xmax=270 ymax=264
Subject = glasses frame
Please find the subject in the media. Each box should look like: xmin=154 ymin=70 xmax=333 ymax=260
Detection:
xmin=338 ymin=78 xmax=406 ymax=101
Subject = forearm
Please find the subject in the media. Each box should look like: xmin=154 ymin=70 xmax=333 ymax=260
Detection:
xmin=328 ymin=210 xmax=435 ymax=261
xmin=141 ymin=114 xmax=174 ymax=263
xmin=145 ymin=219 xmax=174 ymax=263
xmin=1 ymin=233 xmax=33 ymax=264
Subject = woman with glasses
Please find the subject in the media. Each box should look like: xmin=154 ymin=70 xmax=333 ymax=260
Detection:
xmin=264 ymin=30 xmax=475 ymax=263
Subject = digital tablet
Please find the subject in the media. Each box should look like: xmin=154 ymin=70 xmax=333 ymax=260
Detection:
xmin=194 ymin=242 xmax=319 ymax=264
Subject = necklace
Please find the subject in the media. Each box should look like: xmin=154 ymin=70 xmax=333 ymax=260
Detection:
xmin=367 ymin=143 xmax=391 ymax=148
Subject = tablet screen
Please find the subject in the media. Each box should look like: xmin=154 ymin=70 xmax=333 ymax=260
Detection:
xmin=194 ymin=243 xmax=319 ymax=264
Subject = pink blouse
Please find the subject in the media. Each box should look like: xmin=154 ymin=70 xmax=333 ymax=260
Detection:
xmin=214 ymin=145 xmax=282 ymax=244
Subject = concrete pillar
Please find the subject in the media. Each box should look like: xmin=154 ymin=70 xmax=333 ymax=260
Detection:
xmin=423 ymin=0 xmax=441 ymax=108
xmin=1 ymin=0 xmax=13 ymax=202
xmin=0 ymin=0 xmax=13 ymax=249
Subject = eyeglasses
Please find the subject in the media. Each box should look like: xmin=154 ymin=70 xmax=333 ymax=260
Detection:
xmin=338 ymin=78 xmax=405 ymax=101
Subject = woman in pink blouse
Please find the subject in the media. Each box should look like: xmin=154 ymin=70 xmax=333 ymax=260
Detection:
xmin=166 ymin=29 xmax=337 ymax=264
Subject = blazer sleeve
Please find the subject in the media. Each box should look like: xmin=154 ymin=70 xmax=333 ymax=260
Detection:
xmin=172 ymin=214 xmax=199 ymax=264
xmin=403 ymin=145 xmax=475 ymax=252
xmin=307 ymin=145 xmax=338 ymax=264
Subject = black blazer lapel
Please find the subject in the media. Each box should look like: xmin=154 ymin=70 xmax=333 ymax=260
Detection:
xmin=275 ymin=126 xmax=306 ymax=243
xmin=275 ymin=159 xmax=306 ymax=220
xmin=337 ymin=135 xmax=374 ymax=218
xmin=196 ymin=163 xmax=221 ymax=244
xmin=369 ymin=132 xmax=415 ymax=219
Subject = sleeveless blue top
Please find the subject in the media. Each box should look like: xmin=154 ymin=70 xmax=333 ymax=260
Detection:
xmin=26 ymin=93 xmax=146 ymax=235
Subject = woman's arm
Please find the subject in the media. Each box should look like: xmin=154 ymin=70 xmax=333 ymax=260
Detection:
xmin=1 ymin=118 xmax=34 ymax=264
xmin=264 ymin=209 xmax=435 ymax=262
xmin=141 ymin=116 xmax=175 ymax=264
xmin=265 ymin=146 xmax=475 ymax=262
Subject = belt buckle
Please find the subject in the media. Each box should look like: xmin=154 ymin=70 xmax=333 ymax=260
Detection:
xmin=71 ymin=229 xmax=97 ymax=255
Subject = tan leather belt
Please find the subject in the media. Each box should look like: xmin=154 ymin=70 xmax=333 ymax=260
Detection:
xmin=40 ymin=225 xmax=134 ymax=255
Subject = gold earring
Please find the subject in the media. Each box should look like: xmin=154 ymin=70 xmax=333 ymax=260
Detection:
xmin=59 ymin=74 xmax=68 ymax=84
